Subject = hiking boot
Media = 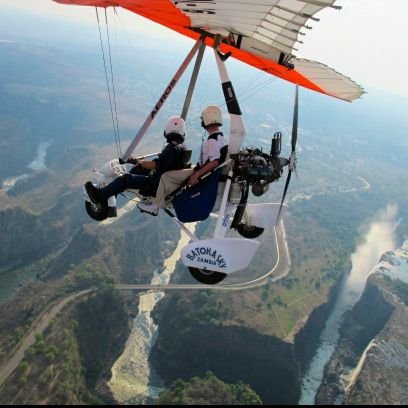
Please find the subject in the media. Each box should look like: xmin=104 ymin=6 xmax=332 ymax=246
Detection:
xmin=137 ymin=201 xmax=159 ymax=216
xmin=85 ymin=181 xmax=101 ymax=204
xmin=108 ymin=206 xmax=117 ymax=218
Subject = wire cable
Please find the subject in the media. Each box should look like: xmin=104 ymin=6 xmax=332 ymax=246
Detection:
xmin=95 ymin=7 xmax=121 ymax=157
xmin=114 ymin=8 xmax=147 ymax=82
xmin=104 ymin=8 xmax=122 ymax=156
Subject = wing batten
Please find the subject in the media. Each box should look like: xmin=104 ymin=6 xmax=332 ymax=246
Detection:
xmin=52 ymin=0 xmax=364 ymax=101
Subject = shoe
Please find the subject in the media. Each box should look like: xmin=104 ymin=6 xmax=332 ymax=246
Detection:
xmin=137 ymin=201 xmax=159 ymax=216
xmin=85 ymin=181 xmax=101 ymax=204
xmin=108 ymin=206 xmax=117 ymax=218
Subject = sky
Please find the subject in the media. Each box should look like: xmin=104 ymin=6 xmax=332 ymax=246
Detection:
xmin=1 ymin=0 xmax=408 ymax=98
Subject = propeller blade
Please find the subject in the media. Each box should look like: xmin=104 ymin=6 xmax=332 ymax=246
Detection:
xmin=276 ymin=169 xmax=292 ymax=226
xmin=291 ymin=85 xmax=299 ymax=153
xmin=276 ymin=85 xmax=299 ymax=226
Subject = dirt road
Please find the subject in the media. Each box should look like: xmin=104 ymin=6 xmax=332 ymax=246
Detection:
xmin=0 ymin=289 xmax=91 ymax=387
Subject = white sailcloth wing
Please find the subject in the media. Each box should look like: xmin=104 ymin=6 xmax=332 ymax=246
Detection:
xmin=54 ymin=0 xmax=364 ymax=101
xmin=174 ymin=0 xmax=364 ymax=101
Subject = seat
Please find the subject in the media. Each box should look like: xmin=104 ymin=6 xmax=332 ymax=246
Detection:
xmin=172 ymin=168 xmax=222 ymax=222
xmin=180 ymin=149 xmax=192 ymax=169
xmin=170 ymin=145 xmax=229 ymax=222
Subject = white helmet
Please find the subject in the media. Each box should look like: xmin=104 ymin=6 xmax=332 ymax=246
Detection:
xmin=164 ymin=116 xmax=185 ymax=137
xmin=201 ymin=105 xmax=222 ymax=128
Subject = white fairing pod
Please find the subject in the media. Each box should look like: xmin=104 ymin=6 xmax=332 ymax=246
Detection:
xmin=244 ymin=203 xmax=286 ymax=228
xmin=85 ymin=159 xmax=126 ymax=207
xmin=181 ymin=238 xmax=260 ymax=274
xmin=99 ymin=159 xmax=126 ymax=178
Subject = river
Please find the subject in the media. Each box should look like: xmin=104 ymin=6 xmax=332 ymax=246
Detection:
xmin=1 ymin=141 xmax=51 ymax=192
xmin=0 ymin=141 xmax=51 ymax=303
xmin=108 ymin=224 xmax=196 ymax=404
xmin=299 ymin=204 xmax=399 ymax=404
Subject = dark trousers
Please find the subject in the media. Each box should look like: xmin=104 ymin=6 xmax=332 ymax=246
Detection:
xmin=99 ymin=174 xmax=153 ymax=201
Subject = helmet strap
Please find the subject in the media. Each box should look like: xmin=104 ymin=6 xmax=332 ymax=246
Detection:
xmin=165 ymin=132 xmax=184 ymax=145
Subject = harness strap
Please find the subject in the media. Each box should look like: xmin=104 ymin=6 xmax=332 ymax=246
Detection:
xmin=200 ymin=132 xmax=228 ymax=166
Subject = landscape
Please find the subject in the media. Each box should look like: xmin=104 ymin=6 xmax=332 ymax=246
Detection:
xmin=0 ymin=2 xmax=407 ymax=405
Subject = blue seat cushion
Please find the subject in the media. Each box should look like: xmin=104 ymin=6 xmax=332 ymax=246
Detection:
xmin=172 ymin=169 xmax=221 ymax=223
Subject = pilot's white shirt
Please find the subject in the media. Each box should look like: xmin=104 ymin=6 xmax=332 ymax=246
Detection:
xmin=201 ymin=132 xmax=226 ymax=165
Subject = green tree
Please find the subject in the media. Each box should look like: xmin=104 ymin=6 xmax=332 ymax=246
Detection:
xmin=157 ymin=371 xmax=262 ymax=405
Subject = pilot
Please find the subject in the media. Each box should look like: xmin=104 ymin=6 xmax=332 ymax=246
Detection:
xmin=137 ymin=105 xmax=226 ymax=216
xmin=85 ymin=116 xmax=187 ymax=204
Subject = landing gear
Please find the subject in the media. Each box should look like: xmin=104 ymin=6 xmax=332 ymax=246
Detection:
xmin=236 ymin=223 xmax=264 ymax=239
xmin=85 ymin=200 xmax=109 ymax=221
xmin=188 ymin=267 xmax=227 ymax=285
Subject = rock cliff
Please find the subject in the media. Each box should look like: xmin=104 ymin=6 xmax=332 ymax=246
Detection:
xmin=316 ymin=240 xmax=408 ymax=404
xmin=151 ymin=292 xmax=301 ymax=405
xmin=294 ymin=276 xmax=344 ymax=374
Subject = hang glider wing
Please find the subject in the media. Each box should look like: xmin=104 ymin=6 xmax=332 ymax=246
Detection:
xmin=53 ymin=0 xmax=364 ymax=101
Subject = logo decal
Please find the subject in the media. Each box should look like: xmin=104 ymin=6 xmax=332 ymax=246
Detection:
xmin=250 ymin=46 xmax=268 ymax=55
xmin=174 ymin=0 xmax=216 ymax=15
xmin=186 ymin=247 xmax=227 ymax=268
xmin=151 ymin=79 xmax=176 ymax=119
xmin=222 ymin=214 xmax=230 ymax=228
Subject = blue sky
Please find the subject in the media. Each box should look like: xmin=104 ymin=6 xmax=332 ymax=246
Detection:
xmin=1 ymin=0 xmax=408 ymax=98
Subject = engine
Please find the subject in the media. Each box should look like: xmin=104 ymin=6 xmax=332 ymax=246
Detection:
xmin=231 ymin=132 xmax=289 ymax=196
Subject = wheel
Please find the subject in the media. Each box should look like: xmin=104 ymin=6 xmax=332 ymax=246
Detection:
xmin=189 ymin=267 xmax=227 ymax=285
xmin=236 ymin=223 xmax=264 ymax=239
xmin=85 ymin=200 xmax=109 ymax=221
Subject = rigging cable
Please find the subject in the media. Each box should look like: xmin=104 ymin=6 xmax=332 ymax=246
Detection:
xmin=238 ymin=76 xmax=277 ymax=105
xmin=95 ymin=7 xmax=122 ymax=157
xmin=114 ymin=8 xmax=147 ymax=82
xmin=105 ymin=8 xmax=122 ymax=156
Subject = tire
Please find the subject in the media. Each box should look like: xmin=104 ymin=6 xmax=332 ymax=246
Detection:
xmin=85 ymin=200 xmax=109 ymax=221
xmin=236 ymin=223 xmax=264 ymax=239
xmin=189 ymin=267 xmax=227 ymax=285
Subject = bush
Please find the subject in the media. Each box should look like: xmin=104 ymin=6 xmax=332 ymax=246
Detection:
xmin=157 ymin=371 xmax=262 ymax=405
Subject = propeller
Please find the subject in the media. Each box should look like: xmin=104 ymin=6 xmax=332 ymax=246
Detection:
xmin=276 ymin=85 xmax=298 ymax=226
